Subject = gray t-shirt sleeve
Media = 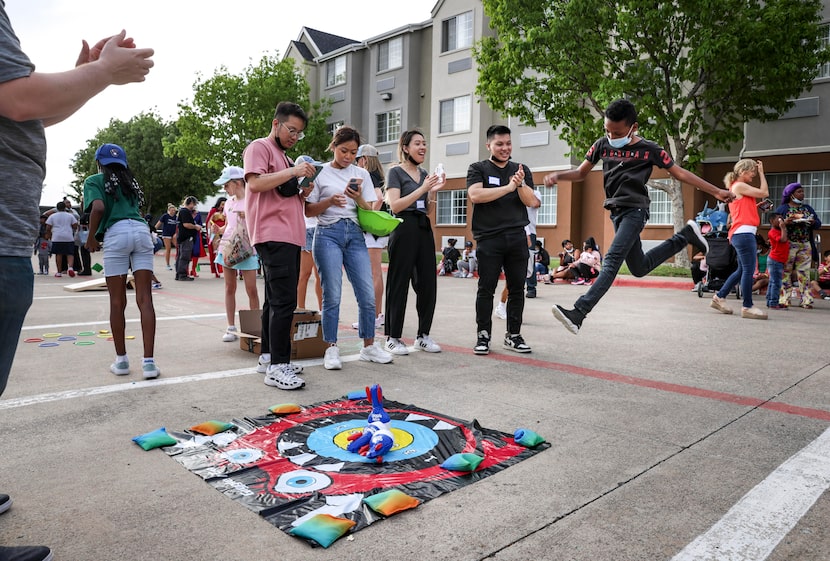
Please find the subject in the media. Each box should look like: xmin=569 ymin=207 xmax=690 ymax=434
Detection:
xmin=0 ymin=5 xmax=48 ymax=257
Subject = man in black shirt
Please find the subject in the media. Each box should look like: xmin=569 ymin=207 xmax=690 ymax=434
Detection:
xmin=467 ymin=125 xmax=539 ymax=355
xmin=175 ymin=196 xmax=201 ymax=281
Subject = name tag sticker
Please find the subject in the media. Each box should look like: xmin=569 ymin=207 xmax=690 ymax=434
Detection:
xmin=488 ymin=176 xmax=500 ymax=186
xmin=416 ymin=200 xmax=426 ymax=209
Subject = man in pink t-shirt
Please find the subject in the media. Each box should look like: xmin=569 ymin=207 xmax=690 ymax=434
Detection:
xmin=243 ymin=101 xmax=316 ymax=391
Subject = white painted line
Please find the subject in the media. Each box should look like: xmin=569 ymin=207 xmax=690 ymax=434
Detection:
xmin=0 ymin=345 xmax=405 ymax=410
xmin=33 ymin=294 xmax=109 ymax=300
xmin=671 ymin=426 xmax=830 ymax=561
xmin=21 ymin=313 xmax=226 ymax=331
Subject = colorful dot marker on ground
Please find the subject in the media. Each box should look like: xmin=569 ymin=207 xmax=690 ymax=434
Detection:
xmin=38 ymin=342 xmax=60 ymax=348
xmin=42 ymin=333 xmax=62 ymax=338
xmin=98 ymin=330 xmax=110 ymax=334
xmin=77 ymin=331 xmax=95 ymax=337
xmin=74 ymin=341 xmax=95 ymax=346
xmin=97 ymin=334 xmax=111 ymax=339
xmin=24 ymin=338 xmax=44 ymax=343
xmin=57 ymin=336 xmax=77 ymax=342
xmin=125 ymin=335 xmax=136 ymax=340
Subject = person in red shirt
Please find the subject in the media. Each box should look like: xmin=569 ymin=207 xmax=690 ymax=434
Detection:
xmin=766 ymin=213 xmax=789 ymax=309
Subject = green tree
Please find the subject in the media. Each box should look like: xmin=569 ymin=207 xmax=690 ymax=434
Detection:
xmin=166 ymin=53 xmax=331 ymax=169
xmin=69 ymin=112 xmax=215 ymax=217
xmin=475 ymin=0 xmax=829 ymax=266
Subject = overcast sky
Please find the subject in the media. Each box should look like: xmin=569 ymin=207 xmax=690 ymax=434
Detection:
xmin=5 ymin=0 xmax=433 ymax=205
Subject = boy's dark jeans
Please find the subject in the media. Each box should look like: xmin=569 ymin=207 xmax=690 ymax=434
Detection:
xmin=574 ymin=207 xmax=688 ymax=317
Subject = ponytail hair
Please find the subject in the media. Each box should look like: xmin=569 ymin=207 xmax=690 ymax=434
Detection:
xmin=723 ymin=158 xmax=756 ymax=189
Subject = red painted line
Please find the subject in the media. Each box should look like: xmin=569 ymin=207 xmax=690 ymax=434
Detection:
xmin=439 ymin=343 xmax=830 ymax=422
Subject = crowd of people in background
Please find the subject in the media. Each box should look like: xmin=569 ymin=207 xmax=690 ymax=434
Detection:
xmin=26 ymin=99 xmax=829 ymax=386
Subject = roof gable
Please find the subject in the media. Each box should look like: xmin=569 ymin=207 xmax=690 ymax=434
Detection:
xmin=303 ymin=27 xmax=359 ymax=56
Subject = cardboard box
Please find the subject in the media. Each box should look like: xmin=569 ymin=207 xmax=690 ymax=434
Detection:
xmin=238 ymin=309 xmax=328 ymax=360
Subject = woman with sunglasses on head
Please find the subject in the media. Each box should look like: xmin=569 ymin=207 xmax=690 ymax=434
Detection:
xmin=305 ymin=126 xmax=394 ymax=370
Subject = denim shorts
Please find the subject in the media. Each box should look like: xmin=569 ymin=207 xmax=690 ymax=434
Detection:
xmin=364 ymin=231 xmax=389 ymax=249
xmin=215 ymin=252 xmax=260 ymax=271
xmin=302 ymin=227 xmax=315 ymax=252
xmin=103 ymin=219 xmax=154 ymax=276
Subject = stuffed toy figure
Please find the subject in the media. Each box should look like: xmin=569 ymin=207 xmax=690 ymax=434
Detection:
xmin=347 ymin=384 xmax=395 ymax=463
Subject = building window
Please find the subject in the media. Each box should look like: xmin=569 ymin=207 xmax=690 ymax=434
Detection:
xmin=819 ymin=24 xmax=830 ymax=79
xmin=441 ymin=11 xmax=474 ymax=53
xmin=768 ymin=171 xmax=830 ymax=224
xmin=436 ymin=189 xmax=468 ymax=225
xmin=537 ymin=185 xmax=557 ymax=225
xmin=439 ymin=95 xmax=471 ymax=134
xmin=646 ymin=180 xmax=673 ymax=225
xmin=376 ymin=110 xmax=401 ymax=144
xmin=326 ymin=56 xmax=346 ymax=87
xmin=378 ymin=37 xmax=403 ymax=72
xmin=326 ymin=121 xmax=344 ymax=137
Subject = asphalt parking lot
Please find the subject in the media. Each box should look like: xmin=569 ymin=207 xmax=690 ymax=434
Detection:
xmin=1 ymin=254 xmax=829 ymax=561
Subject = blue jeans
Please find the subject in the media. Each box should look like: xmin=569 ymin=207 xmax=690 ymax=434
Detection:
xmin=717 ymin=232 xmax=757 ymax=309
xmin=575 ymin=207 xmax=688 ymax=316
xmin=313 ymin=219 xmax=375 ymax=342
xmin=0 ymin=257 xmax=34 ymax=396
xmin=766 ymin=257 xmax=784 ymax=308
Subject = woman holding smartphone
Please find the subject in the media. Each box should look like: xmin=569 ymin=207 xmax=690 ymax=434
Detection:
xmin=383 ymin=129 xmax=445 ymax=356
xmin=305 ymin=126 xmax=394 ymax=370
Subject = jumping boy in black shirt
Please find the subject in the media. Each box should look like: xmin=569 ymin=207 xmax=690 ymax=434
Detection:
xmin=544 ymin=99 xmax=734 ymax=334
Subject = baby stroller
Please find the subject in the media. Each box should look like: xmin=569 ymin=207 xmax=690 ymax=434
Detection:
xmin=697 ymin=235 xmax=740 ymax=298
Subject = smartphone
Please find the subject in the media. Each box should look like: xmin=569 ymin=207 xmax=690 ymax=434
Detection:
xmin=347 ymin=178 xmax=362 ymax=192
xmin=757 ymin=198 xmax=773 ymax=211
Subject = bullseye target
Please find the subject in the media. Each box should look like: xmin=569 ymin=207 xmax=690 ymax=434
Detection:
xmin=164 ymin=397 xmax=549 ymax=543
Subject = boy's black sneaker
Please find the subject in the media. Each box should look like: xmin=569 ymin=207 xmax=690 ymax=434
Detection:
xmin=0 ymin=545 xmax=53 ymax=561
xmin=473 ymin=330 xmax=491 ymax=355
xmin=681 ymin=219 xmax=709 ymax=254
xmin=552 ymin=305 xmax=584 ymax=335
xmin=0 ymin=493 xmax=11 ymax=514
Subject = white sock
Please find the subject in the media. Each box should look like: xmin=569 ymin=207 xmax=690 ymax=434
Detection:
xmin=116 ymin=354 xmax=128 ymax=363
xmin=260 ymin=353 xmax=271 ymax=363
xmin=143 ymin=357 xmax=155 ymax=364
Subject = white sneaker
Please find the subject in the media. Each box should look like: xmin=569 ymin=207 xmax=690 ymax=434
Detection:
xmin=257 ymin=354 xmax=303 ymax=375
xmin=256 ymin=353 xmax=271 ymax=374
xmin=415 ymin=335 xmax=441 ymax=353
xmin=110 ymin=360 xmax=130 ymax=376
xmin=466 ymin=273 xmax=474 ymax=278
xmin=222 ymin=326 xmax=238 ymax=342
xmin=359 ymin=343 xmax=393 ymax=364
xmin=264 ymin=363 xmax=305 ymax=390
xmin=375 ymin=313 xmax=385 ymax=329
xmin=351 ymin=321 xmax=359 ymax=329
xmin=142 ymin=362 xmax=161 ymax=379
xmin=494 ymin=302 xmax=507 ymax=320
xmin=385 ymin=337 xmax=409 ymax=356
xmin=324 ymin=346 xmax=342 ymax=370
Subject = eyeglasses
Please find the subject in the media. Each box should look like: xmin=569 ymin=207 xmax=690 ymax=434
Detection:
xmin=279 ymin=122 xmax=305 ymax=140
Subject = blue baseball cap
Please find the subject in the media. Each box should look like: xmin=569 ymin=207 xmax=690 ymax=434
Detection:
xmin=95 ymin=144 xmax=127 ymax=167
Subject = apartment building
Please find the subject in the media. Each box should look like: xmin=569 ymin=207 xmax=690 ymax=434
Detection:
xmin=286 ymin=0 xmax=829 ymax=255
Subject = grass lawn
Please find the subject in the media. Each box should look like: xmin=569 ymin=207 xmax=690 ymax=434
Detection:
xmin=549 ymin=258 xmax=692 ymax=278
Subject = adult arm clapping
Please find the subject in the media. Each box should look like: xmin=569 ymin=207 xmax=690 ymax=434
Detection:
xmin=0 ymin=30 xmax=154 ymax=127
